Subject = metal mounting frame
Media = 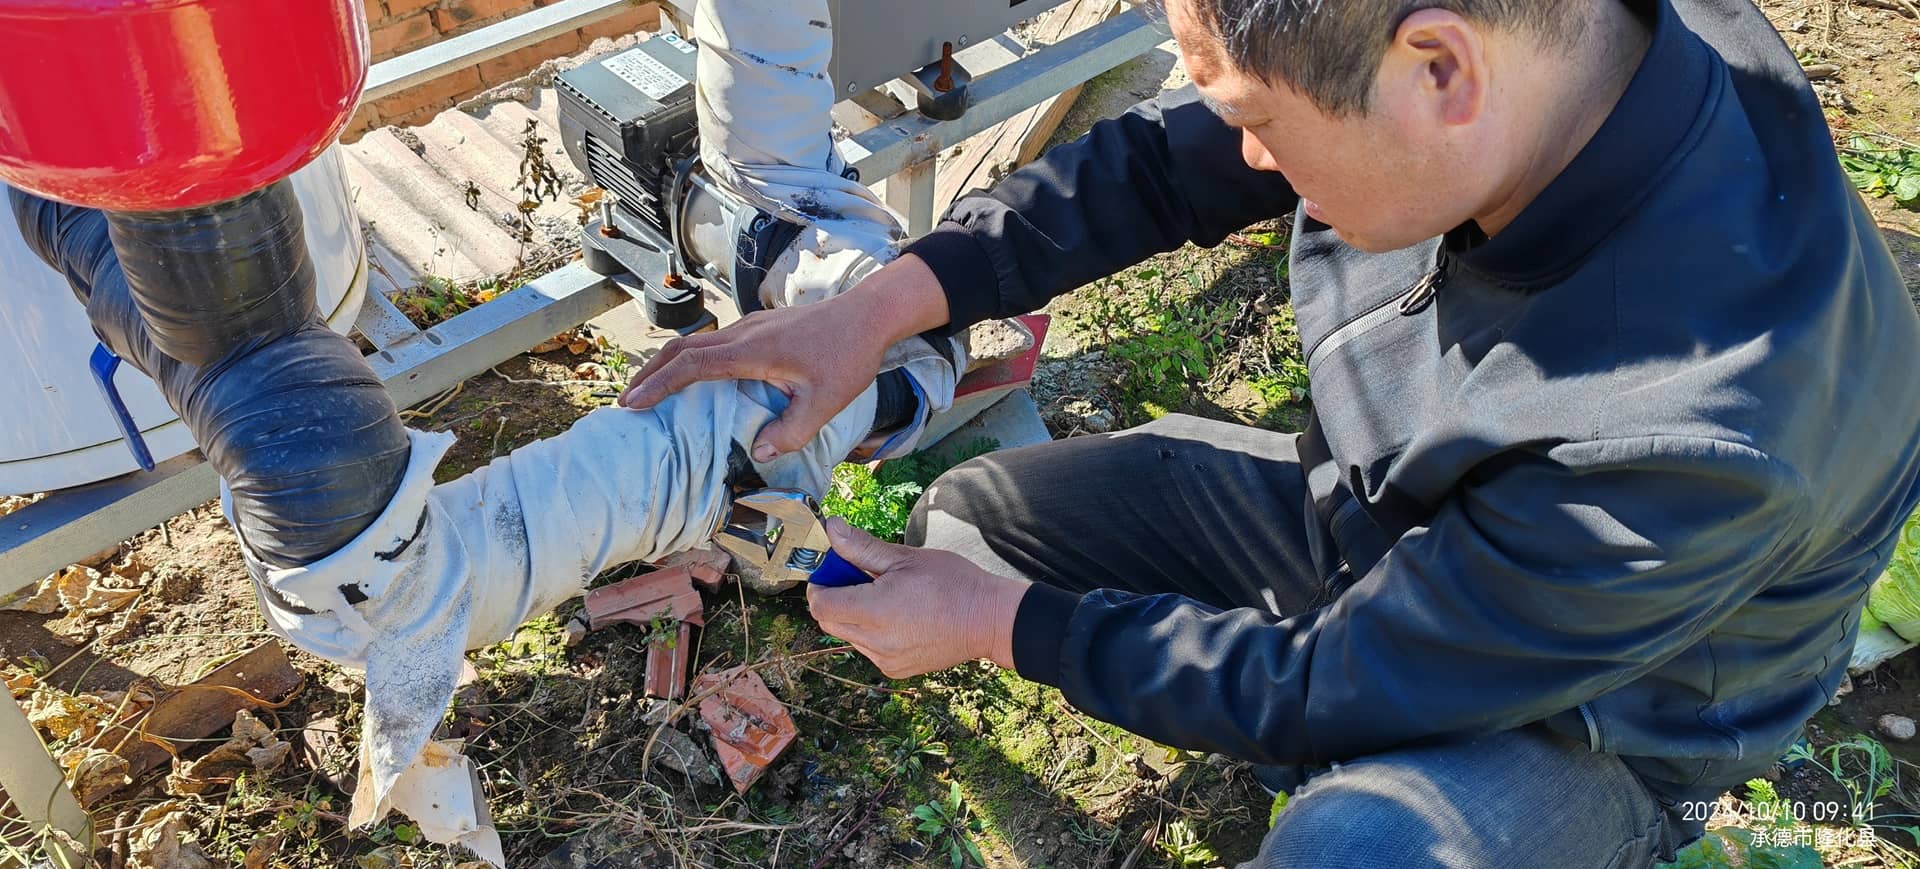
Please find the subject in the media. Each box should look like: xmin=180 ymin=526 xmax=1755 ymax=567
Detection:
xmin=0 ymin=3 xmax=1162 ymax=852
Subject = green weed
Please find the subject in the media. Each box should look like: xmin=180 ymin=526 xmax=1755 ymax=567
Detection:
xmin=822 ymin=438 xmax=1000 ymax=542
xmin=1071 ymin=276 xmax=1235 ymax=415
xmin=474 ymin=613 xmax=571 ymax=677
xmin=1249 ymin=356 xmax=1311 ymax=407
xmin=1785 ymin=736 xmax=1902 ymax=827
xmin=1160 ymin=819 xmax=1220 ymax=868
xmin=913 ymin=780 xmax=986 ymax=868
xmin=1662 ymin=826 xmax=1822 ymax=869
xmin=1841 ymin=137 xmax=1920 ymax=206
xmin=880 ymin=722 xmax=950 ymax=780
xmin=822 ymin=464 xmax=923 ymax=541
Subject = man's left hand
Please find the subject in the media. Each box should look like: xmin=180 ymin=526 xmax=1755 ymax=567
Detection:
xmin=807 ymin=518 xmax=1030 ymax=679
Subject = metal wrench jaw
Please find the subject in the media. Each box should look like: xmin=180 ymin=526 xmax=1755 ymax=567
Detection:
xmin=714 ymin=489 xmax=835 ymax=586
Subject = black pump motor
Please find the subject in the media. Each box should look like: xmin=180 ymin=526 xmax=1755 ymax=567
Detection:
xmin=557 ymin=33 xmax=808 ymax=331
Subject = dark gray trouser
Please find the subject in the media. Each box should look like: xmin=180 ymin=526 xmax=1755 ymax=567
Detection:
xmin=905 ymin=414 xmax=1668 ymax=869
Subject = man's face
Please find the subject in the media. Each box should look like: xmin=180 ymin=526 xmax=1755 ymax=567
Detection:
xmin=1166 ymin=1 xmax=1494 ymax=253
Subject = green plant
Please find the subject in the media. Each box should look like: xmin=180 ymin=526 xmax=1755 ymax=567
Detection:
xmin=642 ymin=613 xmax=681 ymax=648
xmin=1869 ymin=504 xmax=1920 ymax=641
xmin=474 ymin=613 xmax=571 ymax=677
xmin=1786 ymin=736 xmax=1901 ymax=827
xmin=1249 ymin=356 xmax=1311 ymax=407
xmin=1067 ymin=817 xmax=1119 ymax=848
xmin=822 ymin=463 xmax=923 ymax=541
xmin=1840 ymin=137 xmax=1920 ymax=206
xmin=822 ymin=438 xmax=1000 ymax=542
xmin=879 ymin=722 xmax=949 ymax=779
xmin=1660 ymin=827 xmax=1822 ymax=869
xmin=912 ymin=781 xmax=985 ymax=868
xmin=603 ymin=343 xmax=634 ymax=383
xmin=878 ymin=438 xmax=999 ymax=490
xmin=393 ymin=274 xmax=483 ymax=326
xmin=1160 ymin=819 xmax=1219 ymax=868
xmin=1067 ymin=277 xmax=1236 ymax=417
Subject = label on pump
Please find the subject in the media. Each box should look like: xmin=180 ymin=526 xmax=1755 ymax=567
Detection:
xmin=604 ymin=47 xmax=689 ymax=101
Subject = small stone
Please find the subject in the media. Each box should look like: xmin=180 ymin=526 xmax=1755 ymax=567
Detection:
xmin=640 ymin=698 xmax=676 ymax=727
xmin=732 ymin=555 xmax=801 ymax=595
xmin=1878 ymin=714 xmax=1915 ymax=742
xmin=1125 ymin=752 xmax=1161 ymax=781
xmin=564 ymin=616 xmax=589 ymax=647
xmin=651 ymin=727 xmax=721 ymax=786
xmin=148 ymin=563 xmax=204 ymax=604
xmin=1056 ymin=399 xmax=1113 ymax=434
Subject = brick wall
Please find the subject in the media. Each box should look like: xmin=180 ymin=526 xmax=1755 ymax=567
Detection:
xmin=346 ymin=0 xmax=661 ymax=139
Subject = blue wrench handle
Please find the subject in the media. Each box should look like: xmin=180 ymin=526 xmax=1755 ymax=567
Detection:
xmin=808 ymin=548 xmax=873 ymax=587
xmin=89 ymin=344 xmax=155 ymax=472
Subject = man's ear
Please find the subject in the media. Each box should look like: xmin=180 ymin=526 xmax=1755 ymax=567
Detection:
xmin=1379 ymin=8 xmax=1487 ymax=127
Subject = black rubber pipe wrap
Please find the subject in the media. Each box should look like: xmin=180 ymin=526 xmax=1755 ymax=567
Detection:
xmin=10 ymin=184 xmax=411 ymax=568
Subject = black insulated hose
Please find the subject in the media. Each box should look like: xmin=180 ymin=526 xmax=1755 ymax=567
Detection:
xmin=10 ymin=185 xmax=411 ymax=569
xmin=106 ymin=183 xmax=319 ymax=366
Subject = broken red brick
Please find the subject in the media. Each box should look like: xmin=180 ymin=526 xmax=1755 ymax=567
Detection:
xmin=954 ymin=314 xmax=1050 ymax=399
xmin=693 ymin=668 xmax=796 ymax=794
xmin=655 ymin=546 xmax=732 ymax=592
xmin=584 ymin=566 xmax=704 ymax=629
xmin=643 ymin=622 xmax=695 ymax=700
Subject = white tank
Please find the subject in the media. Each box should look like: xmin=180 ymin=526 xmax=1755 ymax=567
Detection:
xmin=0 ymin=146 xmax=369 ymax=495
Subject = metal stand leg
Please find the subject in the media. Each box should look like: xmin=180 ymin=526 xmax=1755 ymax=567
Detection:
xmin=0 ymin=693 xmax=91 ymax=865
xmin=885 ymin=158 xmax=937 ymax=237
xmin=657 ymin=2 xmax=690 ymax=36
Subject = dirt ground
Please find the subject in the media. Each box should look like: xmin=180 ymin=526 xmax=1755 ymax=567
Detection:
xmin=12 ymin=2 xmax=1920 ymax=867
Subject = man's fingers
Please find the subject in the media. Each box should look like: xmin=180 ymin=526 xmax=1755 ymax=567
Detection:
xmin=618 ymin=330 xmax=740 ymax=407
xmin=807 ymin=582 xmax=872 ymax=625
xmin=752 ymin=390 xmax=833 ymax=461
xmin=620 ymin=344 xmax=755 ymax=409
xmin=618 ymin=337 xmax=695 ymax=407
xmin=823 ymin=517 xmax=907 ymax=574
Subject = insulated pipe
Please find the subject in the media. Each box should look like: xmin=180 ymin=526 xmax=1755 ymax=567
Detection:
xmin=10 ymin=190 xmax=412 ymax=568
xmin=105 ymin=185 xmax=319 ymax=367
xmin=693 ymin=0 xmax=964 ymax=458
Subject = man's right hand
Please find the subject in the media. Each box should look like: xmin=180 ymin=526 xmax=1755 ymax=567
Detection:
xmin=618 ymin=253 xmax=952 ymax=462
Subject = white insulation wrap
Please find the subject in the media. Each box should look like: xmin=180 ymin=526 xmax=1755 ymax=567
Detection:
xmin=228 ymin=1 xmax=979 ymax=857
xmin=694 ymin=0 xmax=964 ymax=457
xmin=230 ymin=380 xmax=875 ymax=859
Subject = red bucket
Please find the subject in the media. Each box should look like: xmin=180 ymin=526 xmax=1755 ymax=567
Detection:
xmin=0 ymin=0 xmax=368 ymax=210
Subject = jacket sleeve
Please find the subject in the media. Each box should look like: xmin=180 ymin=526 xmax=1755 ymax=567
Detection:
xmin=901 ymin=85 xmax=1298 ymax=335
xmin=1009 ymin=438 xmax=1809 ymax=766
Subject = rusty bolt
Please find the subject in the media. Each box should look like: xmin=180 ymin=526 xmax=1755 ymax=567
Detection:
xmin=663 ymin=271 xmax=686 ymax=289
xmin=598 ymin=195 xmax=622 ymax=238
xmin=934 ymin=42 xmax=955 ymax=93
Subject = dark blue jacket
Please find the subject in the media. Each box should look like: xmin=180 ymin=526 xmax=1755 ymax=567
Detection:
xmin=904 ymin=0 xmax=1920 ymax=835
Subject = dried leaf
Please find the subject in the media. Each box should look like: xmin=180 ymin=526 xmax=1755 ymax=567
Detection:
xmin=6 ymin=571 xmax=67 ymax=614
xmin=28 ymin=689 xmax=107 ymax=741
xmin=12 ymin=566 xmax=144 ymax=619
xmin=3 ymin=666 xmax=37 ymax=698
xmin=243 ymin=833 xmax=281 ymax=869
xmin=129 ymin=801 xmax=213 ymax=869
xmin=166 ymin=709 xmax=291 ymax=795
xmin=59 ymin=746 xmax=130 ymax=805
xmin=529 ymin=331 xmax=579 ymax=354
